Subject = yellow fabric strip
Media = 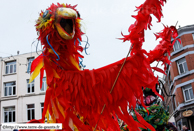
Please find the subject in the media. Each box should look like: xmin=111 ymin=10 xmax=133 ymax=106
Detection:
xmin=69 ymin=55 xmax=80 ymax=70
xmin=53 ymin=69 xmax=60 ymax=78
xmin=29 ymin=58 xmax=44 ymax=83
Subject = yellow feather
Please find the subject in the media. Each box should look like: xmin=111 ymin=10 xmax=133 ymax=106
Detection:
xmin=29 ymin=59 xmax=44 ymax=83
xmin=62 ymin=3 xmax=66 ymax=7
xmin=69 ymin=55 xmax=80 ymax=70
xmin=48 ymin=48 xmax=61 ymax=55
xmin=53 ymin=69 xmax=60 ymax=78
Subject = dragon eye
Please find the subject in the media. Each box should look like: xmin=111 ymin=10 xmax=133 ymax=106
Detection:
xmin=43 ymin=10 xmax=49 ymax=18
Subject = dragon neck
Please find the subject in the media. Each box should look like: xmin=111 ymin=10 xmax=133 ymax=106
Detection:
xmin=42 ymin=34 xmax=81 ymax=71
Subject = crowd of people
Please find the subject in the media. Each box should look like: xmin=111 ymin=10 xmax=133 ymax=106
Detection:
xmin=165 ymin=124 xmax=190 ymax=131
xmin=181 ymin=125 xmax=190 ymax=131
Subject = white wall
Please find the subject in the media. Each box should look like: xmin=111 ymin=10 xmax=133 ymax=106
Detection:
xmin=1 ymin=52 xmax=45 ymax=124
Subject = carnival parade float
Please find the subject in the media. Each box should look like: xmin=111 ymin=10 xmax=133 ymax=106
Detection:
xmin=25 ymin=0 xmax=180 ymax=130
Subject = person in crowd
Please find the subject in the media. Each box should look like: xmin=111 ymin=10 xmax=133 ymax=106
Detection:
xmin=182 ymin=125 xmax=190 ymax=131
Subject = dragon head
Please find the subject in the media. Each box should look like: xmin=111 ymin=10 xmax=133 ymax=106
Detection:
xmin=35 ymin=3 xmax=84 ymax=70
xmin=36 ymin=3 xmax=82 ymax=39
xmin=135 ymin=104 xmax=169 ymax=131
xmin=55 ymin=7 xmax=78 ymax=40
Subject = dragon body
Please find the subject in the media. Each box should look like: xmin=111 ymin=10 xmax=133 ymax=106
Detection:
xmin=27 ymin=1 xmax=179 ymax=131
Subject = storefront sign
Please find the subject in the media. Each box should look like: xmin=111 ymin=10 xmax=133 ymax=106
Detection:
xmin=182 ymin=110 xmax=193 ymax=117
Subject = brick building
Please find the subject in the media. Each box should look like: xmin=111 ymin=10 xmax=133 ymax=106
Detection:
xmin=163 ymin=24 xmax=194 ymax=131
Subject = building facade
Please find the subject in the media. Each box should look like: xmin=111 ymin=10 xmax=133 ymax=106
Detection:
xmin=0 ymin=52 xmax=46 ymax=126
xmin=163 ymin=24 xmax=194 ymax=131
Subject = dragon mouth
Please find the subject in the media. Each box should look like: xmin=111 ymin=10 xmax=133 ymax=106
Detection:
xmin=60 ymin=18 xmax=74 ymax=35
xmin=55 ymin=7 xmax=77 ymax=40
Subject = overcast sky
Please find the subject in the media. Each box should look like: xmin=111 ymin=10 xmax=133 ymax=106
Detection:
xmin=0 ymin=0 xmax=194 ymax=77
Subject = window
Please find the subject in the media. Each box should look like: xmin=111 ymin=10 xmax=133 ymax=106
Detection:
xmin=192 ymin=33 xmax=194 ymax=40
xmin=41 ymin=77 xmax=47 ymax=92
xmin=40 ymin=103 xmax=50 ymax=122
xmin=40 ymin=103 xmax=44 ymax=117
xmin=5 ymin=61 xmax=16 ymax=74
xmin=173 ymin=39 xmax=182 ymax=51
xmin=177 ymin=57 xmax=188 ymax=74
xmin=4 ymin=107 xmax=15 ymax=123
xmin=4 ymin=82 xmax=16 ymax=96
xmin=165 ymin=64 xmax=169 ymax=74
xmin=27 ymin=104 xmax=35 ymax=121
xmin=27 ymin=58 xmax=34 ymax=73
xmin=182 ymin=84 xmax=194 ymax=102
xmin=173 ymin=96 xmax=177 ymax=110
xmin=26 ymin=79 xmax=34 ymax=93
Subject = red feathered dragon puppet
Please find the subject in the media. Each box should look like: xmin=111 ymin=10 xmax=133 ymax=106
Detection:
xmin=27 ymin=0 xmax=179 ymax=131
